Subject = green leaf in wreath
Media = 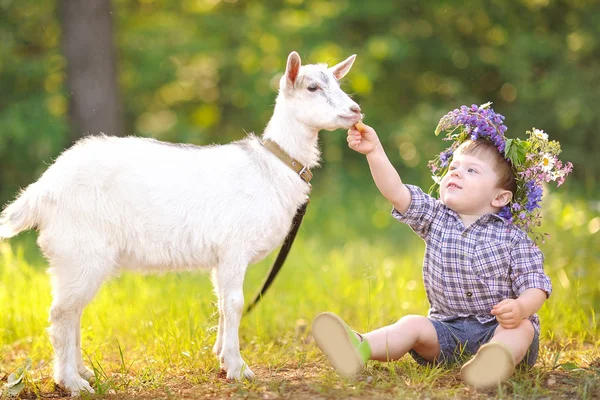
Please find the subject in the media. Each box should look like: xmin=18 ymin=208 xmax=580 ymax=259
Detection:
xmin=505 ymin=138 xmax=528 ymax=166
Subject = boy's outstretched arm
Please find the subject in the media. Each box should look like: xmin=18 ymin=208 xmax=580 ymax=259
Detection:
xmin=491 ymin=288 xmax=547 ymax=329
xmin=348 ymin=123 xmax=411 ymax=213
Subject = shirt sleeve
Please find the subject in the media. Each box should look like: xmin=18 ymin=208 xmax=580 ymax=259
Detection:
xmin=391 ymin=184 xmax=442 ymax=240
xmin=510 ymin=234 xmax=552 ymax=298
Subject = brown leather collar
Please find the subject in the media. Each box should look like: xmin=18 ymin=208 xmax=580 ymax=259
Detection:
xmin=261 ymin=139 xmax=313 ymax=184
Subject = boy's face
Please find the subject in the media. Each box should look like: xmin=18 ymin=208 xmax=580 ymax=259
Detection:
xmin=439 ymin=152 xmax=510 ymax=217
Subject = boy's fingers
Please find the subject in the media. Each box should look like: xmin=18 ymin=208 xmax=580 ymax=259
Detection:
xmin=493 ymin=299 xmax=511 ymax=309
xmin=492 ymin=299 xmax=513 ymax=314
xmin=347 ymin=129 xmax=360 ymax=137
xmin=499 ymin=321 xmax=516 ymax=329
xmin=493 ymin=304 xmax=513 ymax=315
xmin=496 ymin=312 xmax=512 ymax=321
xmin=347 ymin=135 xmax=362 ymax=145
xmin=496 ymin=317 xmax=515 ymax=328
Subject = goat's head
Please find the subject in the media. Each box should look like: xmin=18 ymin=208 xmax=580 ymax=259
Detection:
xmin=278 ymin=51 xmax=362 ymax=131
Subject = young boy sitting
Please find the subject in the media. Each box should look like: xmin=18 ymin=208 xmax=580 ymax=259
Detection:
xmin=312 ymin=104 xmax=572 ymax=388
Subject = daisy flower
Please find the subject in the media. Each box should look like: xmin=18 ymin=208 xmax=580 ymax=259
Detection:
xmin=533 ymin=128 xmax=548 ymax=141
xmin=540 ymin=153 xmax=555 ymax=172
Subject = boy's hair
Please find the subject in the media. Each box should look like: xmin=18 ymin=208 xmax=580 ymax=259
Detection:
xmin=456 ymin=139 xmax=517 ymax=195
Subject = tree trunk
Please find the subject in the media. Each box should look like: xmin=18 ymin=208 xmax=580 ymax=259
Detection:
xmin=60 ymin=0 xmax=123 ymax=141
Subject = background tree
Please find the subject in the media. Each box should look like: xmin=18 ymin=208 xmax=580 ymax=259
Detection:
xmin=60 ymin=0 xmax=123 ymax=141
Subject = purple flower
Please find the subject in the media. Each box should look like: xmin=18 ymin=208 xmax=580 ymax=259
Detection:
xmin=439 ymin=148 xmax=454 ymax=167
xmin=525 ymin=181 xmax=543 ymax=212
xmin=498 ymin=206 xmax=513 ymax=221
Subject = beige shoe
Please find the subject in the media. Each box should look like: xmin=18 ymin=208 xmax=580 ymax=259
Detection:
xmin=312 ymin=312 xmax=372 ymax=377
xmin=461 ymin=342 xmax=515 ymax=389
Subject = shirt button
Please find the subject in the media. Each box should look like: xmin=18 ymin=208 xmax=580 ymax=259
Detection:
xmin=462 ymin=231 xmax=468 ymax=237
xmin=466 ymin=292 xmax=473 ymax=297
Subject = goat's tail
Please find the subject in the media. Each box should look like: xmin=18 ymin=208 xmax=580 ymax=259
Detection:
xmin=0 ymin=183 xmax=42 ymax=240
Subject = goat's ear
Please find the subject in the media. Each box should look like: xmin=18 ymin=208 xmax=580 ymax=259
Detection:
xmin=285 ymin=51 xmax=301 ymax=87
xmin=330 ymin=54 xmax=356 ymax=80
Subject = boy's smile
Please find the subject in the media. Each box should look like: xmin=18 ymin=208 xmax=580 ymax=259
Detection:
xmin=446 ymin=181 xmax=462 ymax=190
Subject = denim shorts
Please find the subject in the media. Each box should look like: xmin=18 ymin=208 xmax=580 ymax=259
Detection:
xmin=409 ymin=316 xmax=539 ymax=367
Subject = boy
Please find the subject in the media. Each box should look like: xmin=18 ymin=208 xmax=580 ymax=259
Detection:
xmin=312 ymin=111 xmax=558 ymax=388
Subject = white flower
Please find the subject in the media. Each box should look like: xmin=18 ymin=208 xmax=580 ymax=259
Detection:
xmin=533 ymin=128 xmax=548 ymax=141
xmin=432 ymin=175 xmax=442 ymax=185
xmin=540 ymin=153 xmax=555 ymax=172
xmin=552 ymin=170 xmax=565 ymax=180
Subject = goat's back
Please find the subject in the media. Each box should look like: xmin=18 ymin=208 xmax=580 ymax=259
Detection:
xmin=29 ymin=135 xmax=309 ymax=271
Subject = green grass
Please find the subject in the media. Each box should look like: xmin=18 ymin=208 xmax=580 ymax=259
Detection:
xmin=1 ymin=187 xmax=599 ymax=399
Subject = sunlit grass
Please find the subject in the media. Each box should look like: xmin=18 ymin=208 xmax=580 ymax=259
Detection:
xmin=0 ymin=189 xmax=598 ymax=398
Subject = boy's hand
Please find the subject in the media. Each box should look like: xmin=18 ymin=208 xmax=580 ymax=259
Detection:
xmin=491 ymin=299 xmax=525 ymax=329
xmin=347 ymin=122 xmax=380 ymax=155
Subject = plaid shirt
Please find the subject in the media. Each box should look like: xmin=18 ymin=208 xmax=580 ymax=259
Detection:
xmin=392 ymin=185 xmax=552 ymax=332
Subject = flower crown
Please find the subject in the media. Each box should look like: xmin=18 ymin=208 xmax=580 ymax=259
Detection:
xmin=428 ymin=102 xmax=573 ymax=242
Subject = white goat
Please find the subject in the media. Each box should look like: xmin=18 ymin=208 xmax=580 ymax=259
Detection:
xmin=0 ymin=51 xmax=361 ymax=394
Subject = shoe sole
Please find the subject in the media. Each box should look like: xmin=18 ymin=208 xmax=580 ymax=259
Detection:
xmin=461 ymin=342 xmax=515 ymax=389
xmin=312 ymin=312 xmax=363 ymax=377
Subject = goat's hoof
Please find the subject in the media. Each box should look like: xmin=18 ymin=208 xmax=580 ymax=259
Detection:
xmin=226 ymin=364 xmax=255 ymax=381
xmin=79 ymin=366 xmax=95 ymax=381
xmin=59 ymin=376 xmax=95 ymax=396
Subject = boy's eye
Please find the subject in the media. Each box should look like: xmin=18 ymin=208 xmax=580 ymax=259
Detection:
xmin=307 ymin=84 xmax=319 ymax=92
xmin=468 ymin=168 xmax=477 ymax=173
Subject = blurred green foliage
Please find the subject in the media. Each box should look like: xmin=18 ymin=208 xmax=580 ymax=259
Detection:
xmin=0 ymin=0 xmax=598 ymax=205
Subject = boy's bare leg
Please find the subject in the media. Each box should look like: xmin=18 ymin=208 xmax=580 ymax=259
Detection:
xmin=363 ymin=315 xmax=440 ymax=362
xmin=461 ymin=319 xmax=535 ymax=388
xmin=490 ymin=319 xmax=535 ymax=364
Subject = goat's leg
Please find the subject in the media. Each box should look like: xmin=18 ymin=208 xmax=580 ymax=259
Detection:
xmin=75 ymin=310 xmax=94 ymax=380
xmin=48 ymin=260 xmax=108 ymax=395
xmin=211 ymin=269 xmax=225 ymax=361
xmin=215 ymin=259 xmax=254 ymax=380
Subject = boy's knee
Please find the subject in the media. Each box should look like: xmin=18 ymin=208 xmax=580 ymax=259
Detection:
xmin=513 ymin=319 xmax=534 ymax=336
xmin=495 ymin=319 xmax=535 ymax=340
xmin=397 ymin=314 xmax=428 ymax=326
xmin=396 ymin=315 xmax=435 ymax=336
xmin=519 ymin=319 xmax=535 ymax=337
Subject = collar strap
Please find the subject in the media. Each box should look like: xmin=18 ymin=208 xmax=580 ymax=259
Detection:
xmin=262 ymin=139 xmax=313 ymax=184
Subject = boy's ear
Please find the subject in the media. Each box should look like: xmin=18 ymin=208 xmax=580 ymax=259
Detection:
xmin=492 ymin=190 xmax=513 ymax=208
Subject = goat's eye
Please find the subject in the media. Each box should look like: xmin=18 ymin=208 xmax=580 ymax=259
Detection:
xmin=307 ymin=84 xmax=319 ymax=92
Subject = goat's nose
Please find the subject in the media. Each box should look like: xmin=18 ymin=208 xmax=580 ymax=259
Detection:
xmin=350 ymin=104 xmax=361 ymax=115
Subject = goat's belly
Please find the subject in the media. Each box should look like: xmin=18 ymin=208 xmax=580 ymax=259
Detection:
xmin=247 ymin=227 xmax=291 ymax=265
xmin=250 ymin=248 xmax=275 ymax=265
xmin=118 ymin=247 xmax=218 ymax=273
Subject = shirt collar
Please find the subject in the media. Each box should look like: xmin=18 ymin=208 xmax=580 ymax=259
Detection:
xmin=443 ymin=205 xmax=508 ymax=225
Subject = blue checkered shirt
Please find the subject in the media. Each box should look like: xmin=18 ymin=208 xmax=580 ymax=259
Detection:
xmin=392 ymin=185 xmax=552 ymax=332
